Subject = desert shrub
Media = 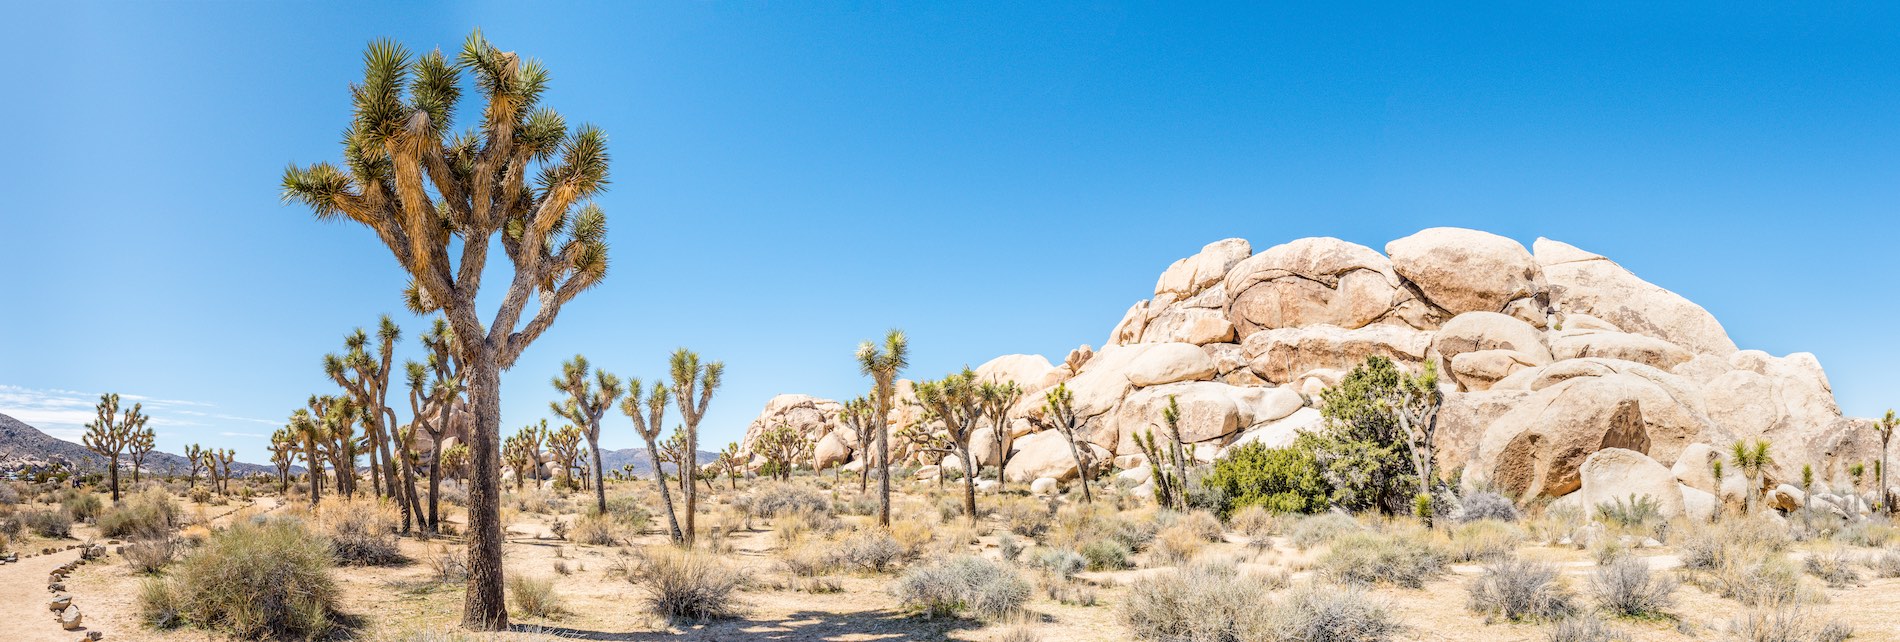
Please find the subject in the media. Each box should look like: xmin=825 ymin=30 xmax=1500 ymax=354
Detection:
xmin=1029 ymin=547 xmax=1087 ymax=580
xmin=1152 ymin=523 xmax=1208 ymax=565
xmin=1677 ymin=528 xmax=1729 ymax=571
xmin=1594 ymin=494 xmax=1662 ymax=532
xmin=1726 ymin=607 xmax=1853 ymax=642
xmin=1801 ymin=548 xmax=1859 ymax=588
xmin=1203 ymin=441 xmax=1330 ymax=518
xmin=998 ymin=623 xmax=1042 ymax=642
xmin=1525 ymin=505 xmax=1587 ymax=546
xmin=0 ymin=532 xmax=7 ymax=554
xmin=1228 ymin=505 xmax=1281 ymax=538
xmin=781 ymin=541 xmax=836 ymax=577
xmin=427 ymin=545 xmax=469 ymax=584
xmin=889 ymin=519 xmax=935 ymax=558
xmin=1450 ymin=519 xmax=1526 ymax=563
xmin=508 ymin=575 xmax=562 ymax=618
xmin=1546 ymin=613 xmax=1626 ymax=642
xmin=1000 ymin=498 xmax=1052 ymax=537
xmin=569 ymin=513 xmax=620 ymax=546
xmin=124 ymin=537 xmax=179 ymax=573
xmin=1871 ymin=548 xmax=1900 ymax=578
xmin=1268 ymin=582 xmax=1400 ymax=642
xmin=998 ymin=533 xmax=1025 ymax=562
xmin=1590 ymin=556 xmax=1675 ymax=618
xmin=1834 ymin=519 xmax=1895 ymax=548
xmin=742 ymin=482 xmax=829 ymax=519
xmin=1455 ymin=491 xmax=1520 ymax=523
xmin=0 ymin=481 xmax=18 ymax=504
xmin=99 ymin=489 xmax=179 ymax=539
xmin=138 ymin=518 xmax=339 ymax=639
xmin=1720 ymin=515 xmax=1794 ymax=552
xmin=0 ymin=513 xmax=20 ymax=537
xmin=1289 ymin=512 xmax=1361 ymax=549
xmin=59 ymin=488 xmax=103 ymax=522
xmin=1465 ymin=558 xmax=1576 ymax=622
xmin=1689 ymin=553 xmax=1807 ymax=607
xmin=896 ymin=556 xmax=1031 ymax=620
xmin=1120 ymin=561 xmax=1274 ymax=642
xmin=633 ymin=548 xmax=745 ymax=621
xmin=1081 ymin=538 xmax=1133 ymax=571
xmin=836 ymin=530 xmax=903 ymax=573
xmin=23 ymin=508 xmax=72 ymax=538
xmin=316 ymin=499 xmax=403 ymax=566
xmin=1317 ymin=531 xmax=1447 ymax=589
xmin=1171 ymin=510 xmax=1225 ymax=542
xmin=188 ymin=484 xmax=213 ymax=503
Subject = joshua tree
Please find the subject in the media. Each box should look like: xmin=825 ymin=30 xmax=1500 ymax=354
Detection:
xmin=855 ymin=330 xmax=909 ymax=527
xmin=269 ymin=428 xmax=297 ymax=492
xmin=977 ymin=380 xmax=1022 ymax=491
xmin=197 ymin=447 xmax=222 ymax=495
xmin=621 ymin=377 xmax=683 ymax=543
xmin=548 ymin=424 xmax=585 ymax=491
xmin=311 ymin=395 xmax=361 ymax=497
xmin=183 ymin=443 xmax=205 ymax=486
xmin=324 ymin=318 xmax=402 ymax=507
xmin=551 ymin=354 xmax=623 ymax=514
xmin=895 ymin=420 xmax=954 ymax=490
xmin=443 ymin=444 xmax=470 ymax=482
xmin=407 ymin=318 xmax=462 ymax=530
xmin=1384 ymin=361 xmax=1445 ymax=526
xmin=756 ymin=423 xmax=811 ymax=482
xmin=1878 ymin=410 xmax=1896 ymax=512
xmin=1850 ymin=462 xmax=1866 ymax=495
xmin=716 ymin=442 xmax=745 ymax=491
xmin=82 ymin=393 xmax=144 ymax=502
xmin=1730 ymin=439 xmax=1775 ymax=513
xmin=659 ymin=429 xmax=690 ymax=495
xmin=128 ymin=424 xmax=156 ymax=485
xmin=914 ymin=368 xmax=988 ymax=522
xmin=838 ymin=396 xmax=880 ymax=493
xmin=282 ymin=31 xmax=615 ymax=628
xmin=1029 ymin=383 xmax=1094 ymax=504
xmin=216 ymin=449 xmax=235 ymax=495
xmin=1134 ymin=395 xmax=1190 ymax=511
xmin=666 ymin=349 xmax=723 ymax=545
xmin=503 ymin=431 xmax=537 ymax=492
xmin=292 ymin=409 xmax=325 ymax=504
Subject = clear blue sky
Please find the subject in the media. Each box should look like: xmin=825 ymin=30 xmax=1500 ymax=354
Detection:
xmin=2 ymin=2 xmax=1895 ymax=465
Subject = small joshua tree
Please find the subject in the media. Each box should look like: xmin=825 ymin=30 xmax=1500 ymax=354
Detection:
xmin=503 ymin=430 xmax=536 ymax=491
xmin=621 ymin=377 xmax=682 ymax=543
xmin=659 ymin=429 xmax=691 ymax=495
xmin=1134 ymin=395 xmax=1189 ymax=511
xmin=216 ymin=449 xmax=235 ymax=495
xmin=548 ymin=424 xmax=585 ymax=491
xmin=1730 ymin=439 xmax=1774 ymax=513
xmin=183 ymin=443 xmax=205 ymax=486
xmin=292 ymin=409 xmax=326 ymax=504
xmin=855 ymin=330 xmax=909 ymax=527
xmin=838 ymin=395 xmax=880 ymax=493
xmin=83 ymin=393 xmax=145 ymax=502
xmin=1385 ymin=361 xmax=1445 ymax=526
xmin=1028 ymin=383 xmax=1094 ymax=504
xmin=128 ymin=423 xmax=156 ymax=485
xmin=977 ymin=380 xmax=1022 ymax=491
xmin=914 ymin=368 xmax=988 ymax=521
xmin=406 ymin=319 xmax=462 ymax=531
xmin=551 ymin=354 xmax=623 ymax=514
xmin=895 ymin=419 xmax=955 ymax=490
xmin=716 ymin=442 xmax=745 ymax=491
xmin=1878 ymin=410 xmax=1896 ymax=513
xmin=668 ymin=349 xmax=723 ymax=545
xmin=756 ymin=423 xmax=811 ymax=482
xmin=269 ymin=428 xmax=297 ymax=492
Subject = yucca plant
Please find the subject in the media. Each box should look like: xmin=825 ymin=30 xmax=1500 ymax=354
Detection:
xmin=550 ymin=354 xmax=623 ymax=514
xmin=621 ymin=376 xmax=683 ymax=543
xmin=83 ymin=393 xmax=145 ymax=502
xmin=1731 ymin=439 xmax=1774 ymax=514
xmin=281 ymin=30 xmax=613 ymax=629
xmin=1028 ymin=383 xmax=1094 ymax=504
xmin=1134 ymin=395 xmax=1190 ymax=511
xmin=856 ymin=329 xmax=910 ymax=527
xmin=1878 ymin=410 xmax=1896 ymax=513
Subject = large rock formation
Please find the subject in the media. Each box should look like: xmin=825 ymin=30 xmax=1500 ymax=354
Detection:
xmin=740 ymin=228 xmax=1877 ymax=516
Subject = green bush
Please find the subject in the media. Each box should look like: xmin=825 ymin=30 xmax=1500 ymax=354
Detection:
xmin=23 ymin=509 xmax=72 ymax=538
xmin=1204 ymin=442 xmax=1330 ymax=517
xmin=98 ymin=489 xmax=179 ymax=539
xmin=1080 ymin=539 xmax=1132 ymax=571
xmin=138 ymin=518 xmax=340 ymax=639
xmin=1302 ymin=356 xmax=1425 ymax=515
xmin=59 ymin=488 xmax=103 ymax=522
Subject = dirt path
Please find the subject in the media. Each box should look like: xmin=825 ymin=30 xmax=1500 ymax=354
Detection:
xmin=0 ymin=547 xmax=90 ymax=642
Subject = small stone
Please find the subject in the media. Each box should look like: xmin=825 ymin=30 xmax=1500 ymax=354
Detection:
xmin=60 ymin=605 xmax=83 ymax=630
xmin=87 ymin=632 xmax=105 ymax=641
xmin=49 ymin=594 xmax=71 ymax=611
xmin=49 ymin=582 xmax=66 ymax=592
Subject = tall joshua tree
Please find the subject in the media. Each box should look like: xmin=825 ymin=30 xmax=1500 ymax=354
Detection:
xmin=1878 ymin=410 xmax=1896 ymax=513
xmin=269 ymin=428 xmax=297 ymax=493
xmin=551 ymin=354 xmax=623 ymax=513
xmin=292 ymin=409 xmax=325 ymax=504
xmin=408 ymin=318 xmax=462 ymax=530
xmin=216 ymin=449 xmax=235 ymax=495
xmin=977 ymin=381 xmax=1022 ymax=492
xmin=621 ymin=379 xmax=682 ymax=543
xmin=668 ymin=349 xmax=723 ymax=545
xmin=282 ymin=32 xmax=613 ymax=629
xmin=1030 ymin=383 xmax=1094 ymax=504
xmin=855 ymin=330 xmax=909 ymax=528
xmin=325 ymin=318 xmax=403 ymax=508
xmin=503 ymin=431 xmax=536 ymax=491
xmin=128 ymin=423 xmax=156 ymax=485
xmin=83 ymin=393 xmax=145 ymax=502
xmin=915 ymin=368 xmax=987 ymax=522
xmin=183 ymin=443 xmax=205 ymax=486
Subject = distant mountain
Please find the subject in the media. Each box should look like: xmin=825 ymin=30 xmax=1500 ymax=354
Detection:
xmin=0 ymin=412 xmax=280 ymax=477
xmin=597 ymin=446 xmax=719 ymax=479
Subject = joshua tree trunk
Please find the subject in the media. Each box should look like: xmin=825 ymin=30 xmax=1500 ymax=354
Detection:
xmin=956 ymin=445 xmax=978 ymax=523
xmin=875 ymin=396 xmax=892 ymax=528
xmin=107 ymin=455 xmax=121 ymax=502
xmin=462 ymin=357 xmax=507 ymax=630
xmin=644 ymin=436 xmax=684 ymax=543
xmin=1063 ymin=438 xmax=1093 ymax=504
xmin=589 ymin=440 xmax=606 ymax=515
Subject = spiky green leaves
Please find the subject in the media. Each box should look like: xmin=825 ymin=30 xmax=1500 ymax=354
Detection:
xmin=280 ymin=162 xmax=357 ymax=219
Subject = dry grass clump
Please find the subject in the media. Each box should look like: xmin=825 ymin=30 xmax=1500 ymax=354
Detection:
xmin=1166 ymin=509 xmax=1225 ymax=542
xmin=889 ymin=519 xmax=936 ymax=558
xmin=1800 ymin=548 xmax=1860 ymax=588
xmin=22 ymin=508 xmax=72 ymax=538
xmin=427 ymin=544 xmax=469 ymax=584
xmin=1525 ymin=505 xmax=1587 ymax=546
xmin=1121 ymin=561 xmax=1273 ymax=641
xmin=58 ymin=487 xmax=102 ymax=521
xmin=569 ymin=513 xmax=621 ymax=546
xmin=1724 ymin=606 xmax=1853 ymax=642
xmin=98 ymin=488 xmax=179 ymax=539
xmin=1589 ymin=556 xmax=1676 ymax=619
xmin=315 ymin=498 xmax=404 ymax=566
xmin=1545 ymin=613 xmax=1626 ymax=642
xmin=1455 ymin=491 xmax=1521 ymax=523
xmin=1465 ymin=557 xmax=1576 ymax=622
xmin=1870 ymin=548 xmax=1900 ymax=578
xmin=1289 ymin=512 xmax=1361 ymax=549
xmin=508 ymin=575 xmax=563 ymax=618
xmin=1080 ymin=538 xmax=1133 ymax=571
xmin=741 ymin=482 xmax=830 ymax=520
xmin=1317 ymin=531 xmax=1447 ymax=589
xmin=124 ymin=537 xmax=179 ymax=574
xmin=1270 ymin=582 xmax=1400 ymax=642
xmin=138 ymin=517 xmax=340 ymax=639
xmin=835 ymin=530 xmax=903 ymax=573
xmin=1833 ymin=518 xmax=1894 ymax=548
xmin=1449 ymin=519 xmax=1526 ymax=563
xmin=999 ymin=496 xmax=1053 ymax=537
xmin=1229 ymin=505 xmax=1281 ymax=538
xmin=896 ymin=555 xmax=1031 ymax=620
xmin=1151 ymin=522 xmax=1208 ymax=565
xmin=1029 ymin=547 xmax=1086 ymax=581
xmin=633 ymin=547 xmax=747 ymax=621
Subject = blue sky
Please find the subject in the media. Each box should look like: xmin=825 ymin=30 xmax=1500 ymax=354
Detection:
xmin=1 ymin=2 xmax=1895 ymax=465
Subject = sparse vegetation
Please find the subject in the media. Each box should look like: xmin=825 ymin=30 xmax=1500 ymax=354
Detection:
xmin=1589 ymin=556 xmax=1676 ymax=619
xmin=633 ymin=548 xmax=746 ymax=621
xmin=897 ymin=555 xmax=1031 ymax=620
xmin=1466 ymin=558 xmax=1576 ymax=622
xmin=1317 ymin=531 xmax=1447 ymax=589
xmin=138 ymin=518 xmax=340 ymax=638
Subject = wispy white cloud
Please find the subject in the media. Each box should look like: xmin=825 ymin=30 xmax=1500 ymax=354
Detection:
xmin=0 ymin=384 xmax=276 ymax=437
xmin=218 ymin=432 xmax=267 ymax=438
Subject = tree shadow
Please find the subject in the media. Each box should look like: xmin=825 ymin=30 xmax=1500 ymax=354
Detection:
xmin=514 ymin=608 xmax=984 ymax=641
